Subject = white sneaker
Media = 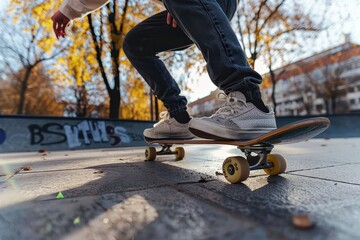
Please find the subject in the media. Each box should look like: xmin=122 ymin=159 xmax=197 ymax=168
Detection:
xmin=189 ymin=91 xmax=276 ymax=140
xmin=143 ymin=111 xmax=195 ymax=140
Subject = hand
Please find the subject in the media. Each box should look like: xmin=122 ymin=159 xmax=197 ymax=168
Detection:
xmin=51 ymin=10 xmax=70 ymax=39
xmin=166 ymin=12 xmax=177 ymax=28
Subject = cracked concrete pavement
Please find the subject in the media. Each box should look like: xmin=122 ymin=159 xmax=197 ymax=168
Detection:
xmin=1 ymin=138 xmax=360 ymax=240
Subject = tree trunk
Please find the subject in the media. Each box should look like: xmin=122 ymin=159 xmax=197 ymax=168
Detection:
xmin=109 ymin=89 xmax=120 ymax=119
xmin=154 ymin=95 xmax=159 ymax=121
xmin=325 ymin=99 xmax=331 ymax=115
xmin=150 ymin=91 xmax=154 ymax=120
xmin=331 ymin=95 xmax=337 ymax=114
xmin=17 ymin=66 xmax=33 ymax=114
xmin=269 ymin=68 xmax=277 ymax=115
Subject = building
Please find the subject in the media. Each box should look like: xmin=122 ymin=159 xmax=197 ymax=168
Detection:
xmin=188 ymin=88 xmax=224 ymax=117
xmin=262 ymin=40 xmax=360 ymax=116
xmin=188 ymin=40 xmax=360 ymax=117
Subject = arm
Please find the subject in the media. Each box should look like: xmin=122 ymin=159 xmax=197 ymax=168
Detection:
xmin=151 ymin=0 xmax=163 ymax=6
xmin=60 ymin=0 xmax=110 ymax=20
xmin=51 ymin=0 xmax=109 ymax=39
xmin=150 ymin=0 xmax=177 ymax=28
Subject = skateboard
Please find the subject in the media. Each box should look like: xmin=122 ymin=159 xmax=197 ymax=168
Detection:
xmin=144 ymin=117 xmax=330 ymax=184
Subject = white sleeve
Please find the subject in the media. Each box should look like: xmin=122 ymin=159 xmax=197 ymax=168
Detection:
xmin=151 ymin=0 xmax=164 ymax=7
xmin=59 ymin=0 xmax=110 ymax=20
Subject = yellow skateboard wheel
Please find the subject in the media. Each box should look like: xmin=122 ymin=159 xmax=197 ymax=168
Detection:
xmin=263 ymin=154 xmax=287 ymax=176
xmin=145 ymin=147 xmax=157 ymax=161
xmin=174 ymin=147 xmax=185 ymax=160
xmin=222 ymin=156 xmax=250 ymax=184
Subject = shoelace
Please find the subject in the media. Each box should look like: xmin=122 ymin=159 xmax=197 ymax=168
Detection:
xmin=211 ymin=93 xmax=247 ymax=118
xmin=154 ymin=111 xmax=170 ymax=127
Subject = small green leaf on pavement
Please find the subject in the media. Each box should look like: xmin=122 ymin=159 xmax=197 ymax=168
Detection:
xmin=56 ymin=192 xmax=64 ymax=199
xmin=73 ymin=217 xmax=80 ymax=225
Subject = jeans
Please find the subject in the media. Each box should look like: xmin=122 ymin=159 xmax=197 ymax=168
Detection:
xmin=123 ymin=0 xmax=263 ymax=117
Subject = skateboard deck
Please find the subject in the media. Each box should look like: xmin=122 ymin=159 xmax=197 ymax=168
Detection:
xmin=144 ymin=117 xmax=330 ymax=184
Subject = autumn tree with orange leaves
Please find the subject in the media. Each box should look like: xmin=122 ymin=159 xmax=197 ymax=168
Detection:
xmin=4 ymin=0 xmax=162 ymax=119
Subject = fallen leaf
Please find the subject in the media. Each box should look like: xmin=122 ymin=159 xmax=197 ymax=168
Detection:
xmin=22 ymin=166 xmax=32 ymax=171
xmin=73 ymin=217 xmax=81 ymax=225
xmin=38 ymin=149 xmax=47 ymax=153
xmin=292 ymin=215 xmax=314 ymax=229
xmin=57 ymin=192 xmax=64 ymax=199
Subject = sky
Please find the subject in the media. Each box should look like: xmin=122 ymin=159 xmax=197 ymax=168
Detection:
xmin=1 ymin=0 xmax=360 ymax=102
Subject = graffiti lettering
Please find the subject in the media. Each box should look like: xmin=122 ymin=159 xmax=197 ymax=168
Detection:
xmin=0 ymin=117 xmax=149 ymax=152
xmin=0 ymin=128 xmax=5 ymax=145
xmin=27 ymin=120 xmax=144 ymax=149
xmin=64 ymin=120 xmax=109 ymax=148
xmin=28 ymin=123 xmax=67 ymax=145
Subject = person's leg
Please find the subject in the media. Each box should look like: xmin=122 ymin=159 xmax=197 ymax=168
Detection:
xmin=162 ymin=0 xmax=263 ymax=102
xmin=162 ymin=0 xmax=276 ymax=139
xmin=123 ymin=11 xmax=193 ymax=122
xmin=123 ymin=11 xmax=195 ymax=139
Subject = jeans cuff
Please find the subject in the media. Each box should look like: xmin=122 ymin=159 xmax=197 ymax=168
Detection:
xmin=167 ymin=106 xmax=188 ymax=117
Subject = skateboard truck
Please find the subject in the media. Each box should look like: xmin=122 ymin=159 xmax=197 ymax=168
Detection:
xmin=145 ymin=144 xmax=185 ymax=161
xmin=240 ymin=144 xmax=274 ymax=170
xmin=157 ymin=144 xmax=173 ymax=155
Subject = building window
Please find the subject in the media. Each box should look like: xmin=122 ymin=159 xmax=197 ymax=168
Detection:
xmin=350 ymin=99 xmax=356 ymax=104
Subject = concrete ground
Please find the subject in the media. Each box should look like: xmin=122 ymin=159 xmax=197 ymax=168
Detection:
xmin=1 ymin=138 xmax=360 ymax=240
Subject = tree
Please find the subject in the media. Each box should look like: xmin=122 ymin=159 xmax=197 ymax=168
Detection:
xmin=5 ymin=0 xmax=207 ymax=119
xmin=0 ymin=64 xmax=63 ymax=115
xmin=86 ymin=0 xmax=161 ymax=119
xmin=290 ymin=77 xmax=315 ymax=115
xmin=1 ymin=1 xmax=67 ymax=114
xmin=235 ymin=0 xmax=322 ymax=113
xmin=299 ymin=52 xmax=349 ymax=114
xmin=121 ymin=66 xmax=152 ymax=120
xmin=47 ymin=17 xmax=108 ymax=118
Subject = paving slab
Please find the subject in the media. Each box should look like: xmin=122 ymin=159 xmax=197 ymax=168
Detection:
xmin=178 ymin=175 xmax=360 ymax=240
xmin=289 ymin=163 xmax=360 ymax=185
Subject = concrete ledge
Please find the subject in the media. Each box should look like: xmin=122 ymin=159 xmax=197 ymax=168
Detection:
xmin=0 ymin=115 xmax=154 ymax=153
xmin=0 ymin=114 xmax=359 ymax=153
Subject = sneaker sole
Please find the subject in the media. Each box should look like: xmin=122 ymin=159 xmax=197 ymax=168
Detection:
xmin=189 ymin=119 xmax=276 ymax=140
xmin=143 ymin=129 xmax=195 ymax=140
xmin=144 ymin=136 xmax=195 ymax=142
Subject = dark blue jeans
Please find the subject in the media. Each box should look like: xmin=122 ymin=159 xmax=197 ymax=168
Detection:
xmin=123 ymin=0 xmax=263 ymax=117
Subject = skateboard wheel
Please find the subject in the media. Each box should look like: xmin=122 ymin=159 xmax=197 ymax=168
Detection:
xmin=145 ymin=147 xmax=157 ymax=161
xmin=222 ymin=156 xmax=250 ymax=184
xmin=263 ymin=154 xmax=287 ymax=176
xmin=174 ymin=147 xmax=185 ymax=160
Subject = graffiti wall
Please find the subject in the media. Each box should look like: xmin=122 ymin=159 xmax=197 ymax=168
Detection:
xmin=0 ymin=116 xmax=154 ymax=152
xmin=2 ymin=114 xmax=360 ymax=153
